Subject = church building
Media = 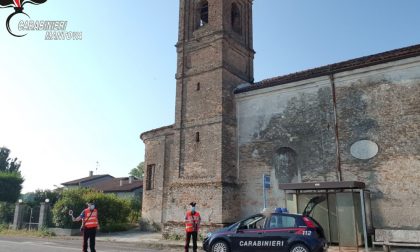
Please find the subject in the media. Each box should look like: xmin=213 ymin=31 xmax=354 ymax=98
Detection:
xmin=140 ymin=0 xmax=420 ymax=242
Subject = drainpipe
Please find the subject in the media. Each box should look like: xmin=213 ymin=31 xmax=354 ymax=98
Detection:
xmin=329 ymin=73 xmax=343 ymax=182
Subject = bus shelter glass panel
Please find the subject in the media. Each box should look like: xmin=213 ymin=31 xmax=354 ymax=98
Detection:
xmin=336 ymin=192 xmax=364 ymax=248
xmin=328 ymin=193 xmax=339 ymax=243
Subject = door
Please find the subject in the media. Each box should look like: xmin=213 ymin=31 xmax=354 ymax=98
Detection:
xmin=229 ymin=215 xmax=267 ymax=252
xmin=262 ymin=214 xmax=298 ymax=252
xmin=302 ymin=196 xmax=326 ymax=216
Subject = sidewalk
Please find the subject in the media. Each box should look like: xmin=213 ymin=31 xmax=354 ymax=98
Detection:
xmin=96 ymin=230 xmax=186 ymax=250
xmin=95 ymin=230 xmax=416 ymax=252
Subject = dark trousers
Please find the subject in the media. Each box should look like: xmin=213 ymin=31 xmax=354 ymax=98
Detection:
xmin=185 ymin=231 xmax=198 ymax=252
xmin=82 ymin=228 xmax=96 ymax=252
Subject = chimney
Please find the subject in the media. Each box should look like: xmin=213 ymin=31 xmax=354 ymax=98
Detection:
xmin=89 ymin=171 xmax=93 ymax=177
xmin=120 ymin=179 xmax=123 ymax=187
xmin=129 ymin=176 xmax=134 ymax=184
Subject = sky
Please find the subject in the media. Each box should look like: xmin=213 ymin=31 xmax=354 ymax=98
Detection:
xmin=0 ymin=1 xmax=419 ymax=193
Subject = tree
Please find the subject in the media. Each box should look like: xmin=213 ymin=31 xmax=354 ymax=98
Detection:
xmin=129 ymin=162 xmax=144 ymax=178
xmin=0 ymin=172 xmax=24 ymax=203
xmin=0 ymin=147 xmax=24 ymax=203
xmin=0 ymin=147 xmax=21 ymax=172
xmin=23 ymin=189 xmax=61 ymax=207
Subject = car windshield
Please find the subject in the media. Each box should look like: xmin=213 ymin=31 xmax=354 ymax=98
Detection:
xmin=228 ymin=222 xmax=240 ymax=231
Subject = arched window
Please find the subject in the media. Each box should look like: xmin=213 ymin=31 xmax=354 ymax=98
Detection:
xmin=231 ymin=3 xmax=241 ymax=34
xmin=273 ymin=147 xmax=299 ymax=183
xmin=199 ymin=1 xmax=209 ymax=27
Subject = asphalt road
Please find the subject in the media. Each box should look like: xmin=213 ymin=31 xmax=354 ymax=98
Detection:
xmin=0 ymin=236 xmax=176 ymax=252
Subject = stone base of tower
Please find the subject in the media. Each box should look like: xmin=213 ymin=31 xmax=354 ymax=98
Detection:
xmin=158 ymin=181 xmax=240 ymax=239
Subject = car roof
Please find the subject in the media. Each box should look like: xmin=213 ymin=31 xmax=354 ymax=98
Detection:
xmin=245 ymin=212 xmax=303 ymax=219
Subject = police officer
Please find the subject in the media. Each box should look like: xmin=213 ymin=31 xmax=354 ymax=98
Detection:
xmin=185 ymin=202 xmax=201 ymax=252
xmin=72 ymin=201 xmax=100 ymax=252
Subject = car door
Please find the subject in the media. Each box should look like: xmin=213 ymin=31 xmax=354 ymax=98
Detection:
xmin=262 ymin=214 xmax=300 ymax=252
xmin=229 ymin=214 xmax=267 ymax=252
xmin=302 ymin=196 xmax=326 ymax=216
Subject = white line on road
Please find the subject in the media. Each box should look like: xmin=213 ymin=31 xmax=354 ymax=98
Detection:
xmin=0 ymin=240 xmax=80 ymax=251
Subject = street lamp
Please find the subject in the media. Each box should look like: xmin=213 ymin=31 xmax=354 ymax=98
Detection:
xmin=45 ymin=198 xmax=50 ymax=203
xmin=18 ymin=199 xmax=23 ymax=203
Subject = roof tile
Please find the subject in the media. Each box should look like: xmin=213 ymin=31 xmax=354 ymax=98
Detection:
xmin=235 ymin=44 xmax=420 ymax=94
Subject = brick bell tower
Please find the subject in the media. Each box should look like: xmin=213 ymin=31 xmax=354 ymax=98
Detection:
xmin=167 ymin=0 xmax=254 ymax=231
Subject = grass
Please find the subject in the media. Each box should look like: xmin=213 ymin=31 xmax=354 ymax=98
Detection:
xmin=0 ymin=225 xmax=55 ymax=237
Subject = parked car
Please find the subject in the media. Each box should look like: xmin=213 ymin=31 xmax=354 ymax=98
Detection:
xmin=203 ymin=196 xmax=327 ymax=252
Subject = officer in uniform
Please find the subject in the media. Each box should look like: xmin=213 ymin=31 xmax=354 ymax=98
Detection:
xmin=72 ymin=201 xmax=100 ymax=252
xmin=184 ymin=202 xmax=201 ymax=252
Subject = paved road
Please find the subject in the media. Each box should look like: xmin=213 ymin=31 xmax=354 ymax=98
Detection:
xmin=0 ymin=236 xmax=176 ymax=252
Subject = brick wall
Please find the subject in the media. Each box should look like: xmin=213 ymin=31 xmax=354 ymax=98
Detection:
xmin=141 ymin=126 xmax=174 ymax=226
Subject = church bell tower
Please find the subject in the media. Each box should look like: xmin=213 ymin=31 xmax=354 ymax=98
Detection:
xmin=171 ymin=0 xmax=254 ymax=226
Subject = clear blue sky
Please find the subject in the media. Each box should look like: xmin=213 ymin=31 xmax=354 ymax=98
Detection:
xmin=1 ymin=1 xmax=419 ymax=193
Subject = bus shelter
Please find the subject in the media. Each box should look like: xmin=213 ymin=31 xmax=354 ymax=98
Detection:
xmin=279 ymin=181 xmax=373 ymax=252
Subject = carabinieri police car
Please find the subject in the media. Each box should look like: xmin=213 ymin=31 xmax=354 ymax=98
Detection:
xmin=203 ymin=196 xmax=327 ymax=252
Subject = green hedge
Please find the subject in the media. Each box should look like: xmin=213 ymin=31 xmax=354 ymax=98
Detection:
xmin=0 ymin=172 xmax=24 ymax=203
xmin=0 ymin=202 xmax=15 ymax=224
xmin=52 ymin=188 xmax=131 ymax=231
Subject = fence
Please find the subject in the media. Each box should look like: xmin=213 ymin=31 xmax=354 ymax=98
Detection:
xmin=8 ymin=202 xmax=53 ymax=230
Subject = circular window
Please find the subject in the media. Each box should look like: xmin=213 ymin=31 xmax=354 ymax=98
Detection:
xmin=350 ymin=140 xmax=379 ymax=160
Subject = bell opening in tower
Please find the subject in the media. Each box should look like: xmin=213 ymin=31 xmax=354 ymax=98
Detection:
xmin=200 ymin=1 xmax=208 ymax=27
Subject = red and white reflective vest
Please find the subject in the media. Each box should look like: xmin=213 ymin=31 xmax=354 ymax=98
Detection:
xmin=185 ymin=210 xmax=201 ymax=233
xmin=83 ymin=208 xmax=99 ymax=229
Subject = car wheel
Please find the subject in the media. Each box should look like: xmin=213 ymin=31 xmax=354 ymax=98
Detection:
xmin=290 ymin=243 xmax=309 ymax=252
xmin=211 ymin=240 xmax=230 ymax=252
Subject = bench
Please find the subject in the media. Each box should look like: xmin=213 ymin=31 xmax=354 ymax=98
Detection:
xmin=373 ymin=229 xmax=420 ymax=252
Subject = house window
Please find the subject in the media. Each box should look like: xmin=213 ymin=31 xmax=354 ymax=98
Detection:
xmin=200 ymin=1 xmax=209 ymax=27
xmin=146 ymin=164 xmax=155 ymax=190
xmin=231 ymin=3 xmax=241 ymax=34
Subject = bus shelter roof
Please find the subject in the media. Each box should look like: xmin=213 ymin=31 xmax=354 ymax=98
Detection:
xmin=278 ymin=181 xmax=365 ymax=191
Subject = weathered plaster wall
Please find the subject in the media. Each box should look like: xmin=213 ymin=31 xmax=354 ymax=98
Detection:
xmin=236 ymin=56 xmax=420 ymax=228
xmin=237 ymin=78 xmax=339 ymax=217
xmin=335 ymin=57 xmax=420 ymax=229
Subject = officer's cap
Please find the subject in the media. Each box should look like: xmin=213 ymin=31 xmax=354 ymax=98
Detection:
xmin=190 ymin=202 xmax=196 ymax=207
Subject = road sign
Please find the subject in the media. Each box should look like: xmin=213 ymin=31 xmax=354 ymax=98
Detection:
xmin=262 ymin=174 xmax=270 ymax=209
xmin=264 ymin=174 xmax=270 ymax=189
